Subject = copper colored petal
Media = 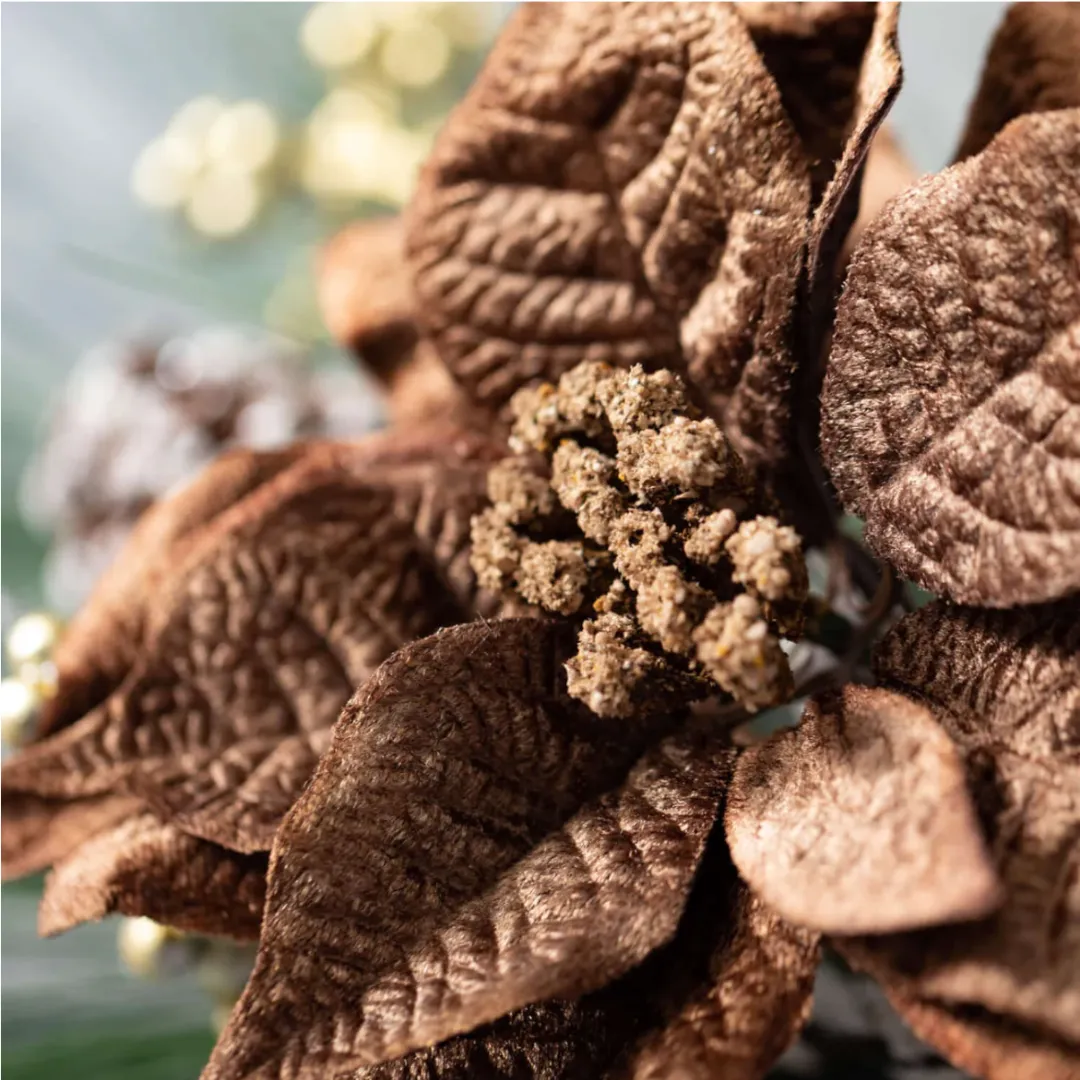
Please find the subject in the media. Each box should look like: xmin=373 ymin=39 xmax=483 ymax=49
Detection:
xmin=835 ymin=945 xmax=1080 ymax=1080
xmin=821 ymin=109 xmax=1080 ymax=606
xmin=338 ymin=723 xmax=732 ymax=1063
xmin=146 ymin=733 xmax=327 ymax=855
xmin=624 ymin=868 xmax=819 ymax=1079
xmin=772 ymin=3 xmax=902 ymax=529
xmin=1 ymin=431 xmax=504 ymax=854
xmin=347 ymin=997 xmax=658 ymax=1080
xmin=39 ymin=812 xmax=267 ymax=940
xmin=203 ymin=619 xmax=715 ymax=1080
xmin=855 ymin=600 xmax=1080 ymax=1048
xmin=803 ymin=2 xmax=901 ymax=319
xmin=353 ymin=834 xmax=819 ymax=1080
xmin=737 ymin=4 xmax=904 ymax=305
xmin=874 ymin=598 xmax=1080 ymax=759
xmin=956 ymin=3 xmax=1080 ymax=162
xmin=406 ymin=2 xmax=812 ymax=471
xmin=725 ymin=684 xmax=1002 ymax=935
xmin=38 ymin=445 xmax=307 ymax=739
xmin=738 ymin=3 xmax=880 ymax=198
xmin=745 ymin=4 xmax=902 ymax=547
xmin=884 ymin=994 xmax=1080 ymax=1080
xmin=1 ymin=790 xmax=141 ymax=881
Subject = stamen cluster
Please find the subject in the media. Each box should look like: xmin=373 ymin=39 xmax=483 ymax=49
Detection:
xmin=471 ymin=361 xmax=808 ymax=717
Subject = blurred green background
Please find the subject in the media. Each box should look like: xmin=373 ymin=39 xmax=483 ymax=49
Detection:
xmin=1 ymin=4 xmax=1005 ymax=1077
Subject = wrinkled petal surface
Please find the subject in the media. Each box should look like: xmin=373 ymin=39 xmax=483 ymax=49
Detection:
xmin=39 ymin=812 xmax=267 ymax=940
xmin=726 ymin=684 xmax=1001 ymax=935
xmin=837 ymin=962 xmax=1080 ymax=1080
xmin=1 ymin=429 xmax=503 ymax=856
xmin=38 ymin=445 xmax=308 ymax=739
xmin=407 ymin=1 xmax=812 ymax=470
xmin=204 ymin=620 xmax=730 ymax=1079
xmin=853 ymin=600 xmax=1080 ymax=1050
xmin=822 ymin=109 xmax=1080 ymax=606
xmin=1 ymin=791 xmax=141 ymax=881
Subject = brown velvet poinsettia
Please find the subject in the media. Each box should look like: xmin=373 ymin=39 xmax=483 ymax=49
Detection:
xmin=3 ymin=5 xmax=1079 ymax=1080
xmin=2 ymin=424 xmax=510 ymax=935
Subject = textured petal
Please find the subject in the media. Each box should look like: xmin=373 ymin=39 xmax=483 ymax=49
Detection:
xmin=1 ymin=430 xmax=504 ymax=853
xmin=739 ymin=2 xmax=880 ymax=197
xmin=0 ymin=790 xmax=141 ymax=881
xmin=956 ymin=2 xmax=1080 ymax=161
xmin=343 ymin=847 xmax=792 ymax=1080
xmin=624 ymin=863 xmax=819 ymax=1079
xmin=821 ymin=109 xmax=1080 ymax=606
xmin=346 ymin=998 xmax=656 ymax=1080
xmin=203 ymin=619 xmax=726 ymax=1080
xmin=38 ymin=812 xmax=267 ymax=940
xmin=406 ymin=2 xmax=812 ymax=470
xmin=37 ymin=445 xmax=307 ymax=739
xmin=218 ymin=776 xmax=817 ymax=1080
xmin=358 ymin=836 xmax=818 ymax=1080
xmin=835 ymin=957 xmax=1080 ymax=1080
xmin=854 ymin=600 xmax=1080 ymax=1048
xmin=804 ymin=2 xmax=901 ymax=320
xmin=874 ymin=598 xmax=1080 ymax=759
xmin=890 ymin=994 xmax=1080 ymax=1080
xmin=739 ymin=3 xmax=903 ymax=316
xmin=726 ymin=684 xmax=1002 ymax=935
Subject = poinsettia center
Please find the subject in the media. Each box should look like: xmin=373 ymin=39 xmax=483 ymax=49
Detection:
xmin=470 ymin=360 xmax=808 ymax=717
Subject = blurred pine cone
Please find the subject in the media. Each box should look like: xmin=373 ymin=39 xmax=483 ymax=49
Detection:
xmin=21 ymin=328 xmax=378 ymax=611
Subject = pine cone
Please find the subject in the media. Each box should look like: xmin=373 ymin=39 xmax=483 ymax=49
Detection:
xmin=21 ymin=329 xmax=376 ymax=610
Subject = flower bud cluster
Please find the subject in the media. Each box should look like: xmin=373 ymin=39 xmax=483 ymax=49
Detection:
xmin=471 ymin=361 xmax=807 ymax=717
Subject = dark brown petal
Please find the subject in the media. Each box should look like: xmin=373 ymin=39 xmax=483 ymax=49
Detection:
xmin=738 ymin=2 xmax=880 ymax=198
xmin=736 ymin=3 xmax=903 ymax=314
xmin=776 ymin=3 xmax=901 ymax=535
xmin=141 ymin=732 xmax=328 ymax=856
xmin=357 ymin=835 xmax=819 ymax=1080
xmin=624 ymin=876 xmax=819 ymax=1080
xmin=1 ymin=431 xmax=504 ymax=853
xmin=725 ymin=684 xmax=1002 ymax=935
xmin=203 ymin=619 xmax=722 ymax=1080
xmin=803 ymin=2 xmax=901 ymax=328
xmin=956 ymin=3 xmax=1080 ymax=162
xmin=873 ymin=598 xmax=1080 ymax=759
xmin=38 ymin=445 xmax=308 ymax=739
xmin=346 ymin=998 xmax=658 ymax=1080
xmin=821 ymin=109 xmax=1080 ymax=606
xmin=406 ymin=2 xmax=812 ymax=471
xmin=224 ymin=761 xmax=817 ymax=1080
xmin=835 ymin=946 xmax=1080 ymax=1080
xmin=854 ymin=600 xmax=1080 ymax=1048
xmin=38 ymin=812 xmax=267 ymax=940
xmin=0 ymin=790 xmax=141 ymax=881
xmin=888 ymin=995 xmax=1080 ymax=1080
